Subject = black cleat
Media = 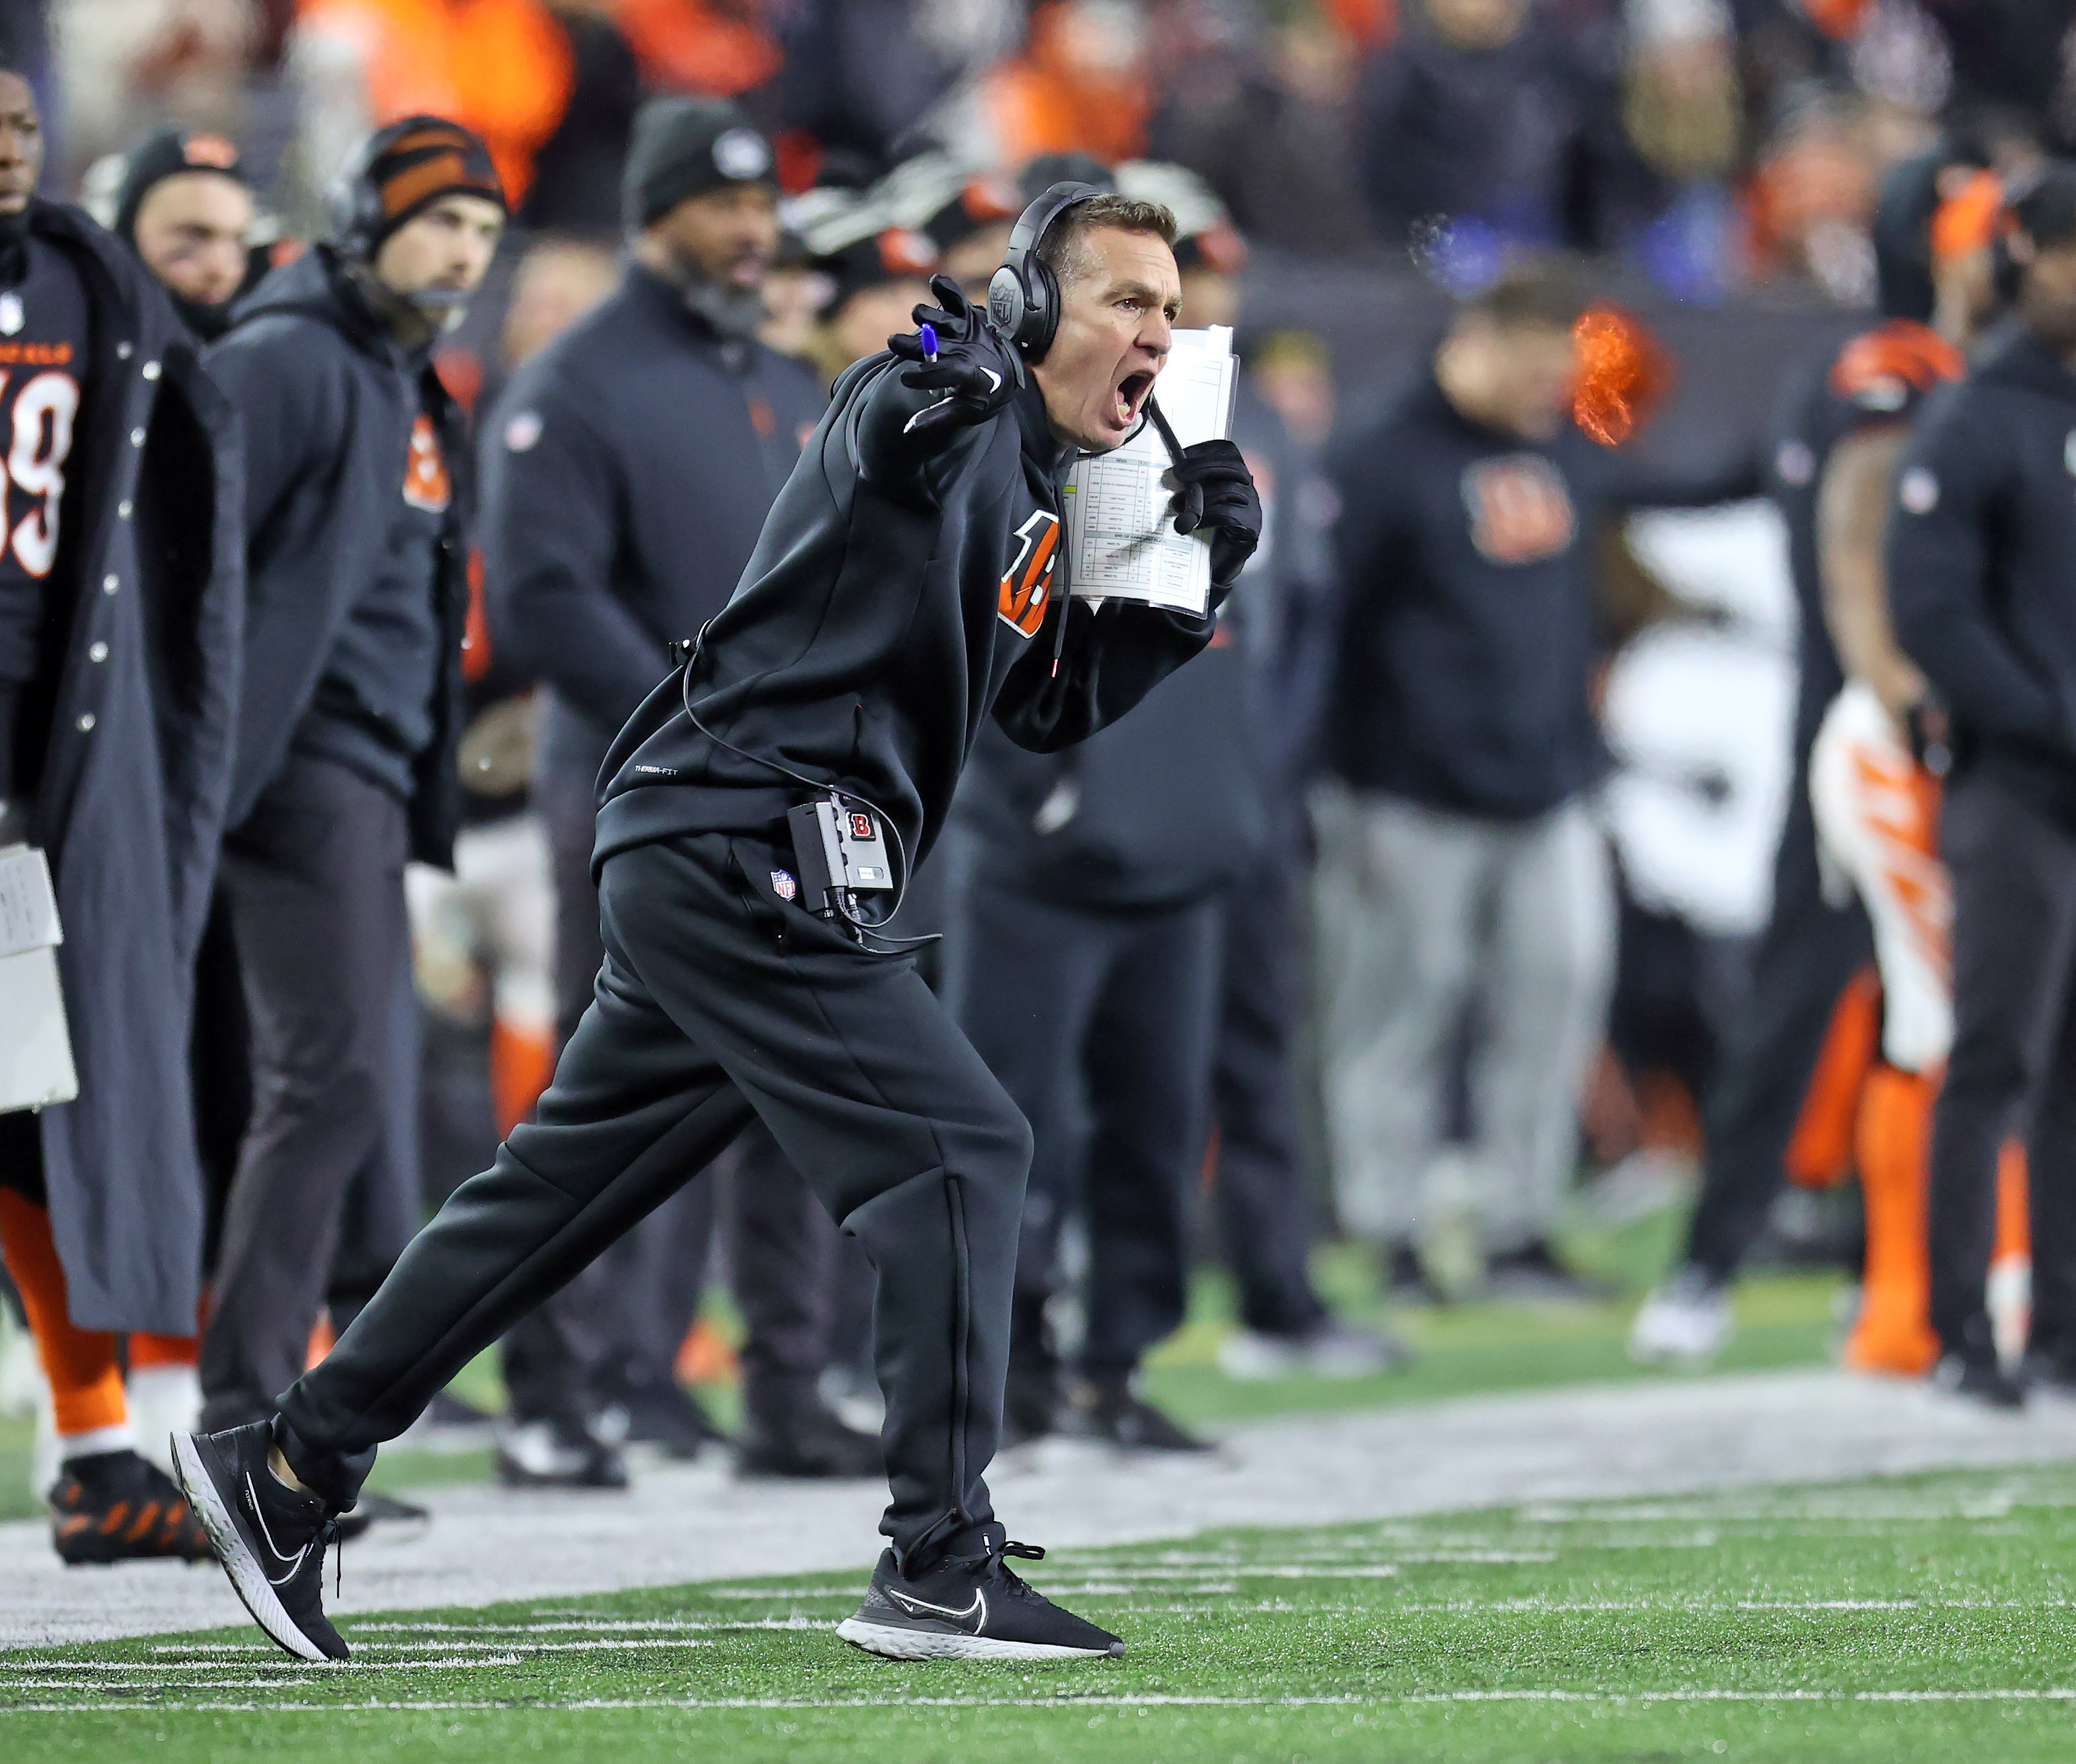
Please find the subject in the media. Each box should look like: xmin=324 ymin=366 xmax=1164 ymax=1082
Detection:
xmin=734 ymin=1400 xmax=881 ymax=1479
xmin=602 ymin=1366 xmax=725 ymax=1461
xmin=1483 ymin=1239 xmax=1614 ymax=1302
xmin=493 ymin=1417 xmax=629 ymax=1489
xmin=1933 ymin=1352 xmax=2027 ymax=1410
xmin=171 ymin=1422 xmax=348 ymax=1662
xmin=48 ymin=1449 xmax=214 ymax=1566
xmin=1065 ymin=1379 xmax=1213 ymax=1453
xmin=836 ymin=1524 xmax=1124 ymax=1662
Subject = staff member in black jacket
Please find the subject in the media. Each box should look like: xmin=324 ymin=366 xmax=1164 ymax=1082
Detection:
xmin=192 ymin=119 xmax=505 ymax=1435
xmin=486 ymin=96 xmax=872 ymax=1484
xmin=1321 ymin=256 xmax=1746 ymax=1296
xmin=180 ymin=186 xmax=1258 ymax=1666
xmin=0 ymin=63 xmax=240 ymax=1564
xmin=1322 ymin=259 xmax=1614 ymax=1294
xmin=1890 ymin=163 xmax=2076 ymax=1405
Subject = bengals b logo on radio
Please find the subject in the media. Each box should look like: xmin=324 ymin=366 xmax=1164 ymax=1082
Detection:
xmin=998 ymin=510 xmax=1059 ymax=638
xmin=404 ymin=413 xmax=452 ymax=513
xmin=1462 ymin=455 xmax=1574 ymax=565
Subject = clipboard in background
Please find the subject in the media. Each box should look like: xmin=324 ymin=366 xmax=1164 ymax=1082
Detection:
xmin=1063 ymin=325 xmax=1236 ymax=617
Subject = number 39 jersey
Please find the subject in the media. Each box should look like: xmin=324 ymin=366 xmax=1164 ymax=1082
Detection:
xmin=0 ymin=236 xmax=90 ymax=704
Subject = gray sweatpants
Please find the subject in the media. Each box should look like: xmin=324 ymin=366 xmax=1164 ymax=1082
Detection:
xmin=1314 ymin=787 xmax=1614 ymax=1253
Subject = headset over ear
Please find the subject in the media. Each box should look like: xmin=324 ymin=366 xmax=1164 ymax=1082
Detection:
xmin=987 ymin=181 xmax=1107 ymax=361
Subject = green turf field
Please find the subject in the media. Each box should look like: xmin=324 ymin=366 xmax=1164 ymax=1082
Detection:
xmin=6 ymin=1461 xmax=2076 ymax=1763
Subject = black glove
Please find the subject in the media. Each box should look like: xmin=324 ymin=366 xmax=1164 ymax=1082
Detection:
xmin=1168 ymin=438 xmax=1262 ymax=585
xmin=886 ymin=274 xmax=1025 ymax=439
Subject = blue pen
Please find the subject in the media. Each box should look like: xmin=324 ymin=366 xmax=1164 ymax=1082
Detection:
xmin=920 ymin=322 xmax=939 ymax=364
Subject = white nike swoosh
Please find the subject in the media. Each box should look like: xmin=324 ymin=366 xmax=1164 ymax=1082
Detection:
xmin=886 ymin=1586 xmax=988 ymax=1633
xmin=979 ymin=369 xmax=1001 ymax=394
xmin=244 ymin=1471 xmax=309 ymax=1580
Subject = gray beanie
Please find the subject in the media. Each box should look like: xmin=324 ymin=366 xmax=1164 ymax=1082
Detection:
xmin=622 ymin=96 xmax=776 ymax=231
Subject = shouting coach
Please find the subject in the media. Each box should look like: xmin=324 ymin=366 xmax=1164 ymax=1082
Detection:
xmin=179 ymin=184 xmax=1259 ymax=1666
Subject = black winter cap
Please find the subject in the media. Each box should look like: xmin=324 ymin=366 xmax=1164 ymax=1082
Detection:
xmin=622 ymin=96 xmax=775 ymax=231
xmin=114 ymin=128 xmax=248 ymax=246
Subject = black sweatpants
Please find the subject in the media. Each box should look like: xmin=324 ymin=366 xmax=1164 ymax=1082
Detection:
xmin=958 ymin=883 xmax=1221 ymax=1384
xmin=1929 ymin=774 xmax=2076 ymax=1362
xmin=1683 ymin=739 xmax=1871 ymax=1282
xmin=1211 ymin=860 xmax=1329 ymax=1338
xmin=201 ymin=756 xmax=412 ymax=1430
xmin=277 ymin=833 xmax=1030 ymax=1562
xmin=512 ymin=770 xmax=842 ymax=1428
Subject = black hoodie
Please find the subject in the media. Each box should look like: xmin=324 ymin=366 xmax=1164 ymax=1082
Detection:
xmin=592 ymin=353 xmax=1221 ymax=879
xmin=1890 ymin=326 xmax=2076 ymax=831
xmin=206 ymin=246 xmax=470 ymax=864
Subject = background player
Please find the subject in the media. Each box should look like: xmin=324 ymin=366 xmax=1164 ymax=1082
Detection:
xmin=1802 ymin=168 xmax=2005 ymax=1380
xmin=0 ymin=64 xmax=241 ymax=1564
xmin=1631 ymin=147 xmax=1995 ymax=1364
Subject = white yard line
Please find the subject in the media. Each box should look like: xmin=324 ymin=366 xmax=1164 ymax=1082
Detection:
xmin=4 ymin=1367 xmax=2075 ymax=1648
xmin=9 ymin=1689 xmax=2076 ymax=1714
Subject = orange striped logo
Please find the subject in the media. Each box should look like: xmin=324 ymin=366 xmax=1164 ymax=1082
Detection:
xmin=998 ymin=510 xmax=1059 ymax=638
xmin=1828 ymin=320 xmax=1964 ymax=410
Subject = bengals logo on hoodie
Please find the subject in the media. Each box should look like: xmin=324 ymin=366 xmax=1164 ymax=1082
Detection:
xmin=1462 ymin=455 xmax=1574 ymax=565
xmin=997 ymin=509 xmax=1059 ymax=638
xmin=403 ymin=413 xmax=451 ymax=513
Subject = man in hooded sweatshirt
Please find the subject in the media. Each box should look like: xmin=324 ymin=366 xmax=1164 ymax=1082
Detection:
xmin=192 ymin=118 xmax=505 ymax=1438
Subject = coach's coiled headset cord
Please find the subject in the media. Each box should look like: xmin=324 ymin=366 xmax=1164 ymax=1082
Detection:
xmin=676 ymin=624 xmax=939 ymax=952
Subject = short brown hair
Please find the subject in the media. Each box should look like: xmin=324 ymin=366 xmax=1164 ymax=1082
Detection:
xmin=1458 ymin=256 xmax=1593 ymax=331
xmin=1038 ymin=194 xmax=1178 ymax=288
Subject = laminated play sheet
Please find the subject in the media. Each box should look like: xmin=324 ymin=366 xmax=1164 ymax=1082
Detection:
xmin=1063 ymin=325 xmax=1235 ymax=616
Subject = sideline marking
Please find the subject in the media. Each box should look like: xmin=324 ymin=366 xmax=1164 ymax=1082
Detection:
xmin=9 ymin=1689 xmax=2076 ymax=1714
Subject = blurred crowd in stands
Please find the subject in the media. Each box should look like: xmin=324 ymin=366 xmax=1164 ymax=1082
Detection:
xmin=10 ymin=0 xmax=2074 ymax=299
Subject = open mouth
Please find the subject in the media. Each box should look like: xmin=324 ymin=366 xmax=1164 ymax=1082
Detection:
xmin=1114 ymin=370 xmax=1155 ymax=429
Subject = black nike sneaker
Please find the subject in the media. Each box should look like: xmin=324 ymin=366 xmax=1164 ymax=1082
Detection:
xmin=172 ymin=1422 xmax=349 ymax=1662
xmin=835 ymin=1524 xmax=1124 ymax=1662
xmin=48 ymin=1449 xmax=214 ymax=1566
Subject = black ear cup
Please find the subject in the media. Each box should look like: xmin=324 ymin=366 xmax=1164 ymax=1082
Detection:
xmin=987 ymin=264 xmax=1027 ymax=342
xmin=992 ymin=180 xmax=1105 ymax=361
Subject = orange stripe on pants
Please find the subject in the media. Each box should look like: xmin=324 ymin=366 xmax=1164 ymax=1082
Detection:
xmin=0 ymin=1188 xmax=127 ymax=1437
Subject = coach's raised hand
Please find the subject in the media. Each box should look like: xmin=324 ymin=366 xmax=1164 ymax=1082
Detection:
xmin=889 ymin=274 xmax=1025 ymax=437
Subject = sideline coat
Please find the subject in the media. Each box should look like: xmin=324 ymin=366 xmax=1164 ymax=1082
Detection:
xmin=24 ymin=202 xmax=244 ymax=1333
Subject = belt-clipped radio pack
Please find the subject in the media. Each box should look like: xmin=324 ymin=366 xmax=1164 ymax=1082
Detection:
xmin=787 ymin=793 xmax=895 ymax=922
